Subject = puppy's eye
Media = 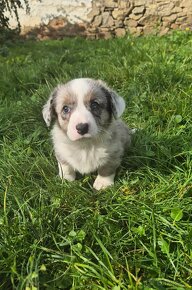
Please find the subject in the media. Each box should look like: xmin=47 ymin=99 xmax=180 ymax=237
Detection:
xmin=63 ymin=106 xmax=71 ymax=114
xmin=90 ymin=101 xmax=100 ymax=111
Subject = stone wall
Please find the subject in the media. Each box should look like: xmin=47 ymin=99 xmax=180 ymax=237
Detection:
xmin=7 ymin=0 xmax=192 ymax=39
xmin=87 ymin=0 xmax=192 ymax=39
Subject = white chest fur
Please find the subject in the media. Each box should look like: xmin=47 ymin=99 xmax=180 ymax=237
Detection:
xmin=52 ymin=125 xmax=110 ymax=174
xmin=65 ymin=143 xmax=108 ymax=174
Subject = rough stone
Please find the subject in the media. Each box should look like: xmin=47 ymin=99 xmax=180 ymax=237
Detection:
xmin=171 ymin=23 xmax=179 ymax=29
xmin=138 ymin=15 xmax=160 ymax=26
xmin=180 ymin=23 xmax=189 ymax=29
xmin=172 ymin=6 xmax=182 ymax=13
xmin=177 ymin=11 xmax=188 ymax=17
xmin=102 ymin=12 xmax=115 ymax=27
xmin=93 ymin=1 xmax=103 ymax=8
xmin=176 ymin=16 xmax=187 ymax=23
xmin=112 ymin=9 xmax=127 ymax=20
xmin=103 ymin=0 xmax=118 ymax=8
xmin=146 ymin=4 xmax=158 ymax=15
xmin=159 ymin=27 xmax=170 ymax=35
xmin=134 ymin=0 xmax=147 ymax=6
xmin=132 ymin=6 xmax=145 ymax=15
xmin=162 ymin=20 xmax=171 ymax=28
xmin=118 ymin=0 xmax=130 ymax=9
xmin=127 ymin=26 xmax=137 ymax=34
xmin=158 ymin=9 xmax=174 ymax=17
xmin=180 ymin=0 xmax=192 ymax=8
xmin=7 ymin=0 xmax=192 ymax=40
xmin=156 ymin=0 xmax=170 ymax=3
xmin=88 ymin=26 xmax=98 ymax=33
xmin=104 ymin=6 xmax=115 ymax=11
xmin=157 ymin=2 xmax=175 ymax=16
xmin=129 ymin=13 xmax=143 ymax=20
xmin=92 ymin=15 xmax=102 ymax=27
xmin=114 ymin=19 xmax=124 ymax=27
xmin=98 ymin=28 xmax=113 ymax=39
xmin=182 ymin=7 xmax=192 ymax=14
xmin=143 ymin=25 xmax=158 ymax=35
xmin=115 ymin=27 xmax=126 ymax=36
xmin=174 ymin=0 xmax=181 ymax=6
xmin=87 ymin=7 xmax=100 ymax=19
xmin=162 ymin=14 xmax=178 ymax=23
xmin=124 ymin=18 xmax=138 ymax=27
xmin=135 ymin=26 xmax=143 ymax=36
xmin=183 ymin=15 xmax=192 ymax=24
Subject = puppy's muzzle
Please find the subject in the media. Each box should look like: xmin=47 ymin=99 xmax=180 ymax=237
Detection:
xmin=76 ymin=123 xmax=89 ymax=135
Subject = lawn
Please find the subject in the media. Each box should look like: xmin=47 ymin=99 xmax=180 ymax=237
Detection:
xmin=0 ymin=31 xmax=192 ymax=289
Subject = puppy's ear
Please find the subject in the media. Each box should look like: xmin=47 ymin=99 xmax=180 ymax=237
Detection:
xmin=110 ymin=90 xmax=125 ymax=118
xmin=97 ymin=80 xmax=125 ymax=118
xmin=42 ymin=88 xmax=57 ymax=127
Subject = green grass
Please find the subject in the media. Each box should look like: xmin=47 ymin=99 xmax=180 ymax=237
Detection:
xmin=0 ymin=31 xmax=192 ymax=289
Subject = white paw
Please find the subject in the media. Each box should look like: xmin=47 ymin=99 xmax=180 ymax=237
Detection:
xmin=58 ymin=162 xmax=76 ymax=181
xmin=93 ymin=174 xmax=115 ymax=191
xmin=60 ymin=173 xmax=76 ymax=182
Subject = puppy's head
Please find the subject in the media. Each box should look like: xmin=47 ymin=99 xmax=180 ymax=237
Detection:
xmin=42 ymin=78 xmax=125 ymax=141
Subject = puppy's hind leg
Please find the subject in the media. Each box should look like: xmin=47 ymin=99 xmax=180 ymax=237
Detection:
xmin=58 ymin=161 xmax=76 ymax=181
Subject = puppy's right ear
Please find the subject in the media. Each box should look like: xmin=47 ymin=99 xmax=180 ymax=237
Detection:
xmin=42 ymin=88 xmax=57 ymax=127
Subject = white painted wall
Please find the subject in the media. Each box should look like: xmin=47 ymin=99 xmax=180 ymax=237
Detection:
xmin=8 ymin=0 xmax=92 ymax=29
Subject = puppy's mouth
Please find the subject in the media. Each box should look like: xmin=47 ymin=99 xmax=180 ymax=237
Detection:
xmin=66 ymin=120 xmax=99 ymax=142
xmin=80 ymin=133 xmax=92 ymax=138
xmin=67 ymin=131 xmax=96 ymax=142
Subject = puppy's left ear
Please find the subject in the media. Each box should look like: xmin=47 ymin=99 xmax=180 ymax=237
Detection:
xmin=110 ymin=90 xmax=125 ymax=118
xmin=42 ymin=88 xmax=57 ymax=127
xmin=97 ymin=80 xmax=126 ymax=118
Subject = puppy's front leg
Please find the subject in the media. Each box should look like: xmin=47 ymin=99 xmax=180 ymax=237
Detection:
xmin=93 ymin=161 xmax=119 ymax=190
xmin=58 ymin=161 xmax=76 ymax=181
xmin=93 ymin=173 xmax=115 ymax=191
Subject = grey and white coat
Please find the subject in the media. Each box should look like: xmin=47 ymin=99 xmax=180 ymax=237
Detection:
xmin=42 ymin=78 xmax=131 ymax=190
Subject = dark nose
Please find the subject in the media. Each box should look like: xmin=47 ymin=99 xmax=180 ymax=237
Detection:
xmin=76 ymin=123 xmax=89 ymax=135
